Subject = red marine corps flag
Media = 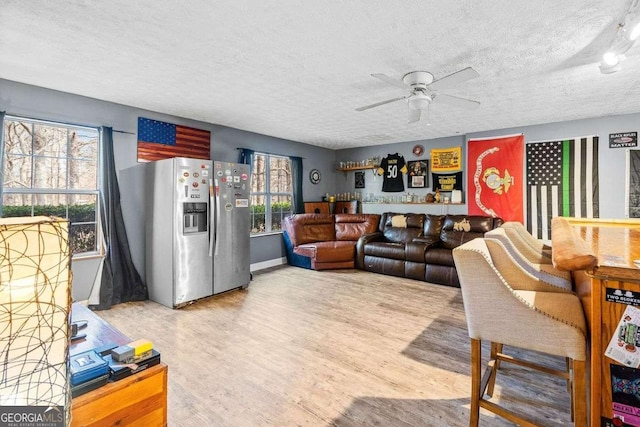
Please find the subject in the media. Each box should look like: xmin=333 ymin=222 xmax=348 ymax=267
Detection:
xmin=467 ymin=134 xmax=524 ymax=222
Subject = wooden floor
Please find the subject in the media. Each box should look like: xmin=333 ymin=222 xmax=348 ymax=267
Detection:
xmin=96 ymin=266 xmax=575 ymax=426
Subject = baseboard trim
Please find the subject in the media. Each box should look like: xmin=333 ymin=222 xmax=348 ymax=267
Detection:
xmin=251 ymin=257 xmax=287 ymax=272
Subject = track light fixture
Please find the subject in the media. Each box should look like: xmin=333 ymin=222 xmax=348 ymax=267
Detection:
xmin=599 ymin=3 xmax=640 ymax=74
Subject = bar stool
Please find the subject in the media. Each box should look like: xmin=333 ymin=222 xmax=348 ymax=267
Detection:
xmin=484 ymin=228 xmax=572 ymax=292
xmin=500 ymin=222 xmax=553 ymax=264
xmin=453 ymin=238 xmax=587 ymax=427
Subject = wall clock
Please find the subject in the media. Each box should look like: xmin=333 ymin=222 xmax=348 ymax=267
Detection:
xmin=309 ymin=169 xmax=321 ymax=184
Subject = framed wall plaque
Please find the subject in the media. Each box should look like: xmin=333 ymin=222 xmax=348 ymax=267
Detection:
xmin=407 ymin=160 xmax=429 ymax=188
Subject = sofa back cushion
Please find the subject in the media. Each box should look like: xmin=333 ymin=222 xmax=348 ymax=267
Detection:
xmin=423 ymin=214 xmax=446 ymax=237
xmin=334 ymin=214 xmax=381 ymax=241
xmin=283 ymin=214 xmax=335 ymax=246
xmin=440 ymin=215 xmax=502 ymax=250
xmin=380 ymin=212 xmax=426 ymax=244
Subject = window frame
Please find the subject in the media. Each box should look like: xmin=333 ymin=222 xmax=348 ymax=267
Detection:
xmin=250 ymin=152 xmax=293 ymax=235
xmin=0 ymin=115 xmax=102 ymax=258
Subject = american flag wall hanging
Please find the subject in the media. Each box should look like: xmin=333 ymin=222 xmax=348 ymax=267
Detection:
xmin=137 ymin=117 xmax=211 ymax=162
xmin=525 ymin=136 xmax=599 ymax=240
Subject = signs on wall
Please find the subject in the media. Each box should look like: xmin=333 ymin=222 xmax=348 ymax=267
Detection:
xmin=467 ymin=134 xmax=524 ymax=222
xmin=137 ymin=117 xmax=211 ymax=162
xmin=376 ymin=153 xmax=407 ymax=192
xmin=432 ymin=172 xmax=463 ymax=192
xmin=525 ymin=136 xmax=599 ymax=240
xmin=628 ymin=149 xmax=640 ymax=218
xmin=610 ymin=132 xmax=638 ymax=148
xmin=430 ymin=147 xmax=462 ymax=172
xmin=407 ymin=160 xmax=429 ymax=188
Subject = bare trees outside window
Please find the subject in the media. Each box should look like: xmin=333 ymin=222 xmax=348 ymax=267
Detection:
xmin=1 ymin=117 xmax=100 ymax=256
xmin=250 ymin=153 xmax=292 ymax=234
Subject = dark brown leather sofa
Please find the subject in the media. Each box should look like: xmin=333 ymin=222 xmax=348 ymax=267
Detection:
xmin=356 ymin=212 xmax=504 ymax=287
xmin=283 ymin=213 xmax=381 ymax=270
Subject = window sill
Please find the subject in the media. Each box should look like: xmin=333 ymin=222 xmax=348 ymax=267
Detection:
xmin=250 ymin=231 xmax=283 ymax=238
xmin=72 ymin=247 xmax=105 ymax=261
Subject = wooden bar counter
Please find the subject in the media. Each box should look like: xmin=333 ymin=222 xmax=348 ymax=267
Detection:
xmin=557 ymin=218 xmax=640 ymax=427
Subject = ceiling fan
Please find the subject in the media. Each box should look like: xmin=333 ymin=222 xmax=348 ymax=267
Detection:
xmin=356 ymin=67 xmax=481 ymax=123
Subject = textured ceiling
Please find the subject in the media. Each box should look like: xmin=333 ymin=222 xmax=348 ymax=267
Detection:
xmin=1 ymin=1 xmax=640 ymax=149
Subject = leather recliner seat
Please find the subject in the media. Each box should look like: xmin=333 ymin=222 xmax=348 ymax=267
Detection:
xmin=282 ymin=213 xmax=381 ymax=270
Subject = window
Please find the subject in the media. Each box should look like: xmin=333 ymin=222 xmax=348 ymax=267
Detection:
xmin=1 ymin=116 xmax=100 ymax=257
xmin=250 ymin=153 xmax=293 ymax=234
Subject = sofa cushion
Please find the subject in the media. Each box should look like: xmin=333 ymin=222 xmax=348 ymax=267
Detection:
xmin=440 ymin=215 xmax=496 ymax=250
xmin=423 ymin=214 xmax=445 ymax=237
xmin=424 ymin=247 xmax=455 ymax=267
xmin=334 ymin=214 xmax=380 ymax=241
xmin=363 ymin=241 xmax=405 ymax=260
xmin=284 ymin=214 xmax=335 ymax=246
xmin=294 ymin=241 xmax=356 ymax=262
xmin=391 ymin=215 xmax=407 ymax=227
xmin=381 ymin=213 xmax=426 ymax=243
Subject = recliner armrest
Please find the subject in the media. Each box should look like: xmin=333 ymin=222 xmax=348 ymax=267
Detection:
xmin=356 ymin=232 xmax=384 ymax=269
xmin=406 ymin=236 xmax=441 ymax=262
xmin=412 ymin=236 xmax=441 ymax=247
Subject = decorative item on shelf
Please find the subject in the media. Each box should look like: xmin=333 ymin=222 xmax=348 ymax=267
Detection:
xmin=426 ymin=193 xmax=435 ymax=203
xmin=309 ymin=169 xmax=321 ymax=184
xmin=435 ymin=188 xmax=441 ymax=203
xmin=0 ymin=216 xmax=71 ymax=422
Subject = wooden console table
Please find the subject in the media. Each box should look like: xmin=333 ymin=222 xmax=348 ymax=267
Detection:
xmin=559 ymin=218 xmax=640 ymax=427
xmin=70 ymin=303 xmax=168 ymax=426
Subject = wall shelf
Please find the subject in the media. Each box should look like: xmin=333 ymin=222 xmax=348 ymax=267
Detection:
xmin=361 ymin=202 xmax=465 ymax=205
xmin=337 ymin=165 xmax=377 ymax=180
xmin=336 ymin=165 xmax=377 ymax=172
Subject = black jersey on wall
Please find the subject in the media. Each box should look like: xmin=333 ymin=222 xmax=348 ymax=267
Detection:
xmin=377 ymin=153 xmax=408 ymax=192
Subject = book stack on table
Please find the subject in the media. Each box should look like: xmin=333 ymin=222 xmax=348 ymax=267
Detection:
xmin=70 ymin=339 xmax=160 ymax=397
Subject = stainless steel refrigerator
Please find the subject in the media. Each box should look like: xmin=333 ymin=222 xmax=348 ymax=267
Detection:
xmin=145 ymin=157 xmax=251 ymax=308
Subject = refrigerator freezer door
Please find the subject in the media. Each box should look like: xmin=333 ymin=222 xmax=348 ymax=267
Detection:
xmin=213 ymin=162 xmax=251 ymax=294
xmin=146 ymin=157 xmax=214 ymax=307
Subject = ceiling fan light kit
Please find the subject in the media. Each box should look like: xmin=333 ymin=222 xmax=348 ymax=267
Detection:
xmin=408 ymin=93 xmax=432 ymax=110
xmin=356 ymin=67 xmax=480 ymax=123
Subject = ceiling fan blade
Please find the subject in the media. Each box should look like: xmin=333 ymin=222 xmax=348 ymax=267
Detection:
xmin=355 ymin=96 xmax=407 ymax=111
xmin=371 ymin=73 xmax=410 ymax=90
xmin=428 ymin=67 xmax=479 ymax=91
xmin=408 ymin=108 xmax=421 ymax=123
xmin=433 ymin=93 xmax=480 ymax=110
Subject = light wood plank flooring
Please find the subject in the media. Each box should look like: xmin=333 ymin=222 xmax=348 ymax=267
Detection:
xmin=96 ymin=266 xmax=575 ymax=426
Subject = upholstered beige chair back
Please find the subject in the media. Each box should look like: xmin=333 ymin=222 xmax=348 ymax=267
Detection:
xmin=501 ymin=221 xmax=551 ymax=249
xmin=453 ymin=238 xmax=586 ymax=360
xmin=484 ymin=228 xmax=572 ymax=292
xmin=500 ymin=222 xmax=552 ymax=264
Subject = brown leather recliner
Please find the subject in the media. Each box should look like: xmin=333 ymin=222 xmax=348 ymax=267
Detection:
xmin=356 ymin=212 xmax=503 ymax=287
xmin=283 ymin=213 xmax=380 ymax=270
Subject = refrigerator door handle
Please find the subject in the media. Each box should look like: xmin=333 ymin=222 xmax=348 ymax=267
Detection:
xmin=214 ymin=179 xmax=221 ymax=256
xmin=208 ymin=179 xmax=215 ymax=257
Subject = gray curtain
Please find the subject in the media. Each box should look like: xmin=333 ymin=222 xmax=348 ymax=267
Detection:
xmin=91 ymin=127 xmax=147 ymax=310
xmin=290 ymin=156 xmax=304 ymax=214
xmin=239 ymin=148 xmax=254 ymax=171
